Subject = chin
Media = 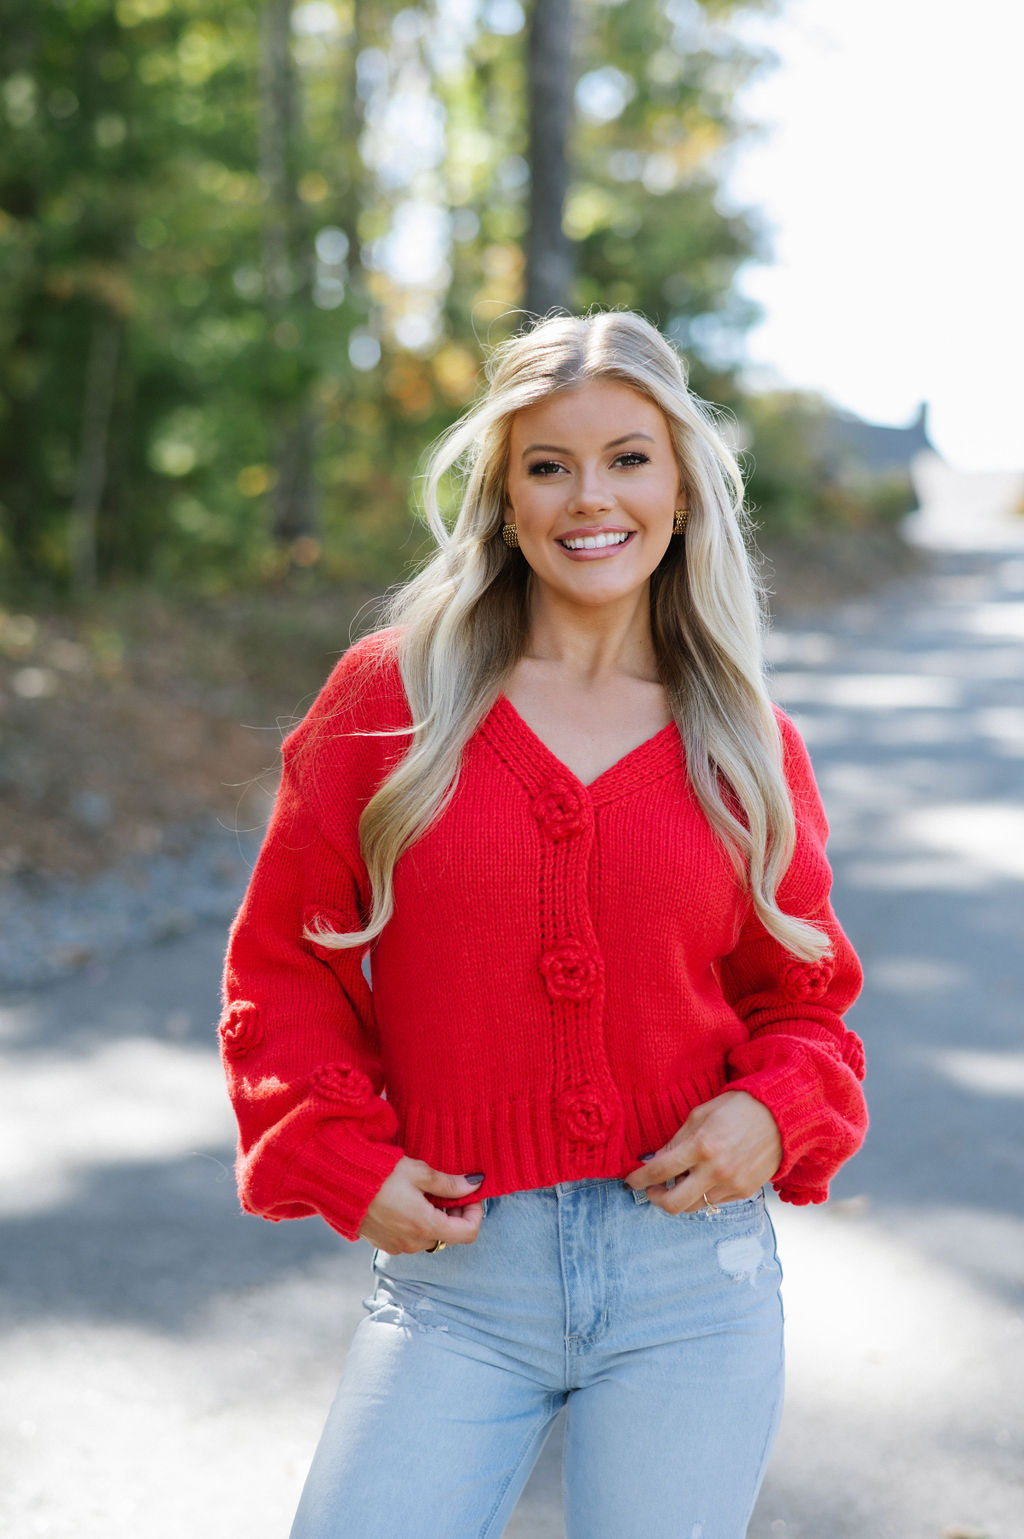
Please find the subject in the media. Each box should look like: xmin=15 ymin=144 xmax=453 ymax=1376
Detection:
xmin=559 ymin=578 xmax=651 ymax=609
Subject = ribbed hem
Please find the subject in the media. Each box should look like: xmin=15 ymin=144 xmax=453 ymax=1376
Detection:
xmin=237 ymin=1054 xmax=863 ymax=1231
xmin=388 ymin=1071 xmax=730 ymax=1201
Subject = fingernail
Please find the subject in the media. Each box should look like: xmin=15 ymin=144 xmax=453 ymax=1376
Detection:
xmin=464 ymin=1173 xmax=485 ymax=1185
xmin=639 ymin=1153 xmax=656 ymax=1162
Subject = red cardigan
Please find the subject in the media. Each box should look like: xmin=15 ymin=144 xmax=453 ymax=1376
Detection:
xmin=220 ymin=632 xmax=867 ymax=1241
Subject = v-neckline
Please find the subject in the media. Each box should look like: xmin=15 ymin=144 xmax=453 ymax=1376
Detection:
xmin=485 ymin=692 xmax=683 ymax=802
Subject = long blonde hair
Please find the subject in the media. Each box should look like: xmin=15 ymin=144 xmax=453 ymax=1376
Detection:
xmin=312 ymin=311 xmax=829 ymax=962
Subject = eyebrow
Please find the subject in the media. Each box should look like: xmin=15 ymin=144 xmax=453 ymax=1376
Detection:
xmin=520 ymin=432 xmax=656 ymax=458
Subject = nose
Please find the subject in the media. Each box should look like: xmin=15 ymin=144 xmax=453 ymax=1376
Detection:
xmin=570 ymin=465 xmax=613 ymax=516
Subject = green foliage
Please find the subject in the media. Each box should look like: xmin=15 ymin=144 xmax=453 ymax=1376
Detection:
xmin=0 ymin=0 xmax=903 ymax=598
xmin=570 ymin=0 xmax=770 ymax=353
xmin=1 ymin=0 xmax=271 ymax=589
xmin=741 ymin=392 xmax=918 ymax=534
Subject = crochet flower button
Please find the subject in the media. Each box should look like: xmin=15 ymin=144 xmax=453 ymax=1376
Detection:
xmin=531 ymin=781 xmax=586 ymax=842
xmin=310 ymin=1062 xmax=375 ymax=1112
xmin=540 ymin=942 xmax=599 ymax=1001
xmin=558 ymin=1087 xmax=613 ymax=1145
xmin=842 ymin=1031 xmax=867 ymax=1082
xmin=219 ymin=1000 xmax=263 ymax=1059
xmin=780 ymin=956 xmax=834 ymax=1002
xmin=303 ymin=906 xmax=347 ymax=954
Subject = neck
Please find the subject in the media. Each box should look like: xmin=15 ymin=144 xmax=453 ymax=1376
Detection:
xmin=522 ymin=582 xmax=658 ymax=685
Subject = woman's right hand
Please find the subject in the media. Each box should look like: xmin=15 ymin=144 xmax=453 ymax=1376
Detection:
xmin=359 ymin=1157 xmax=485 ymax=1253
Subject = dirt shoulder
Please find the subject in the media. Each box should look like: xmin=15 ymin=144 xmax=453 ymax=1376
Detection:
xmin=0 ymin=585 xmax=381 ymax=885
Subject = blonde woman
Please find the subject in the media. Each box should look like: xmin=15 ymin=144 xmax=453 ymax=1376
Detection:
xmin=219 ymin=311 xmax=867 ymax=1538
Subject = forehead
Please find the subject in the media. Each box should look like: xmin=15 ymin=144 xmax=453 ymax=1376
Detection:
xmin=508 ymin=378 xmax=671 ymax=448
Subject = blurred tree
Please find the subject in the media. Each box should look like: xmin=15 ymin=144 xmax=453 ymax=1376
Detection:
xmin=568 ymin=0 xmax=772 ymax=400
xmin=260 ymin=0 xmax=317 ymax=542
xmin=524 ymin=0 xmax=573 ymax=314
xmin=69 ymin=311 xmax=121 ymax=593
xmin=0 ymin=0 xmax=908 ymax=599
xmin=0 ymin=0 xmax=274 ymax=590
xmin=0 ymin=0 xmax=140 ymax=592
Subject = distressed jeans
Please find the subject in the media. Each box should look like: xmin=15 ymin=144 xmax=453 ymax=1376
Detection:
xmin=290 ymin=1179 xmax=785 ymax=1539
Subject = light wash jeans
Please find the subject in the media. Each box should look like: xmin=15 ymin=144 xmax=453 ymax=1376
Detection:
xmin=290 ymin=1179 xmax=785 ymax=1539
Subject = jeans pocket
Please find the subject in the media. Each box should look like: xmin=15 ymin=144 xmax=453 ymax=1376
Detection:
xmin=712 ymin=1192 xmax=763 ymax=1214
xmin=635 ymin=1188 xmax=765 ymax=1220
xmin=694 ymin=1192 xmax=765 ymax=1224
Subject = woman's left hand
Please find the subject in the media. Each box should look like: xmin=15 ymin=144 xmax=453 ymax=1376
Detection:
xmin=624 ymin=1090 xmax=783 ymax=1214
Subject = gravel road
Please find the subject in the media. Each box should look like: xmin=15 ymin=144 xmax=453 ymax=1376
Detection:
xmin=2 ymin=462 xmax=1023 ymax=1539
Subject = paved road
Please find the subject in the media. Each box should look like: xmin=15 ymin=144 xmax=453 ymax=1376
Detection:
xmin=3 ymin=495 xmax=1023 ymax=1537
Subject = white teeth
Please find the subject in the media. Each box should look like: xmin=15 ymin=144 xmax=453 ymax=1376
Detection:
xmin=560 ymin=531 xmax=630 ymax=551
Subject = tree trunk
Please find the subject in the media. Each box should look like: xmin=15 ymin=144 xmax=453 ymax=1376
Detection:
xmin=271 ymin=400 xmax=317 ymax=545
xmin=524 ymin=0 xmax=574 ymax=316
xmin=336 ymin=0 xmax=366 ymax=289
xmin=260 ymin=0 xmax=317 ymax=543
xmin=69 ymin=310 xmax=120 ymax=594
xmin=260 ymin=0 xmax=298 ymax=310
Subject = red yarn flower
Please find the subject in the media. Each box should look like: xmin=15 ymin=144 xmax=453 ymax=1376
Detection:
xmin=780 ymin=956 xmax=834 ymax=1002
xmin=219 ymin=1001 xmax=263 ymax=1059
xmin=558 ymin=1087 xmax=614 ymax=1145
xmin=302 ymin=906 xmax=348 ymax=953
xmin=531 ymin=781 xmax=587 ymax=842
xmin=540 ymin=942 xmax=599 ymax=1001
xmin=309 ymin=1062 xmax=375 ymax=1111
xmin=842 ymin=1031 xmax=867 ymax=1081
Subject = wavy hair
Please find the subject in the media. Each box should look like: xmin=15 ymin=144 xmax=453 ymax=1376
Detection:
xmin=310 ymin=311 xmax=829 ymax=962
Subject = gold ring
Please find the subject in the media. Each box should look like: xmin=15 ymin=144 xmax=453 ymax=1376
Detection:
xmin=702 ymin=1193 xmax=721 ymax=1215
xmin=425 ymin=1239 xmax=446 ymax=1253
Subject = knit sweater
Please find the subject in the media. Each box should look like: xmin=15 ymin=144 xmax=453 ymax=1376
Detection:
xmin=220 ymin=631 xmax=867 ymax=1242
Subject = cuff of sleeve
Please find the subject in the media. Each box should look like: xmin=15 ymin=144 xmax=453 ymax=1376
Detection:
xmin=726 ymin=1033 xmax=868 ymax=1187
xmin=727 ymin=1060 xmax=826 ymax=1183
xmin=771 ymin=1175 xmax=830 ymax=1205
xmin=238 ymin=1115 xmax=405 ymax=1242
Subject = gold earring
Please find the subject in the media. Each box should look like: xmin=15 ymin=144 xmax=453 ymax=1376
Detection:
xmin=673 ymin=508 xmax=689 ymax=536
xmin=502 ymin=523 xmax=520 ymax=549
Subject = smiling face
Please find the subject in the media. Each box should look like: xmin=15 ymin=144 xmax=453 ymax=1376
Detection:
xmin=505 ymin=378 xmax=681 ymax=618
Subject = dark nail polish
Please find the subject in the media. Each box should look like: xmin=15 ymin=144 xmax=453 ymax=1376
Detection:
xmin=464 ymin=1173 xmax=485 ymax=1185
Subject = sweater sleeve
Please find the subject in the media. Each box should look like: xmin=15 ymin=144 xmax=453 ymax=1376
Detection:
xmin=218 ymin=762 xmax=405 ymax=1242
xmin=720 ymin=713 xmax=868 ymax=1206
